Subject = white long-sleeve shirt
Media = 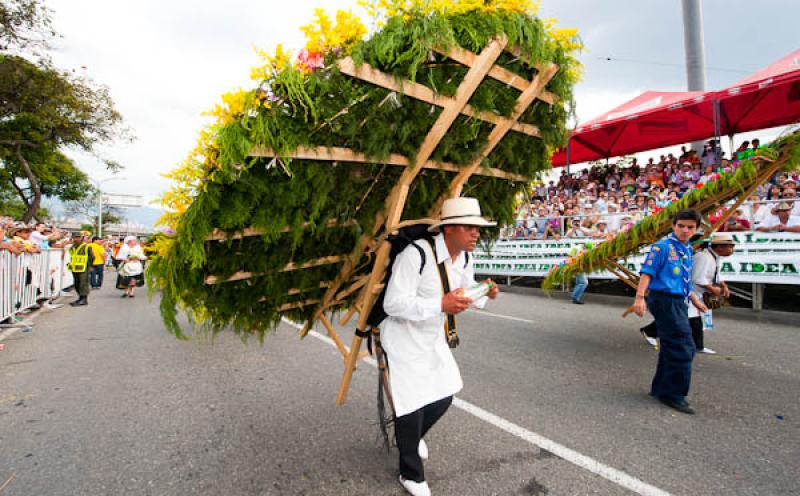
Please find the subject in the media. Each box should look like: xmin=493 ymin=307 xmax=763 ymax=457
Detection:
xmin=381 ymin=233 xmax=487 ymax=417
xmin=688 ymin=249 xmax=720 ymax=318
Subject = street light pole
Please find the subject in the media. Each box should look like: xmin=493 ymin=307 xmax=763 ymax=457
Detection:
xmin=98 ymin=188 xmax=103 ymax=238
xmin=90 ymin=177 xmax=125 ymax=238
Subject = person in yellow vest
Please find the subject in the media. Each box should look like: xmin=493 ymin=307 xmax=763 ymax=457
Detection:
xmin=68 ymin=232 xmax=94 ymax=307
xmin=88 ymin=236 xmax=107 ymax=289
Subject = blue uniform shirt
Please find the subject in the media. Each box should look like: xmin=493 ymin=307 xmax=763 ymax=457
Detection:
xmin=640 ymin=234 xmax=693 ymax=297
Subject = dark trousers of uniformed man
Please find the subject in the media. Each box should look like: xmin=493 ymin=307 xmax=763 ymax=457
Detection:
xmin=72 ymin=271 xmax=91 ymax=300
xmin=395 ymin=396 xmax=452 ymax=483
xmin=647 ymin=292 xmax=695 ymax=401
xmin=641 ymin=317 xmax=704 ymax=350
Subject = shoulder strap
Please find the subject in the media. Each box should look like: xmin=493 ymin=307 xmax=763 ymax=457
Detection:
xmin=424 ymin=238 xmax=460 ymax=349
xmin=408 ymin=241 xmax=427 ymax=275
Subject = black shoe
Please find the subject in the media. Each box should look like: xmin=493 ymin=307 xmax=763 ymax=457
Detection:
xmin=69 ymin=299 xmax=82 ymax=307
xmin=572 ymin=300 xmax=584 ymax=305
xmin=658 ymin=397 xmax=695 ymax=415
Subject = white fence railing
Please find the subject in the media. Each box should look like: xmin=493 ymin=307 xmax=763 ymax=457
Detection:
xmin=1 ymin=249 xmax=72 ymax=323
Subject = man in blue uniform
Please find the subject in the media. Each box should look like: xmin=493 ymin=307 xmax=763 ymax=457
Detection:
xmin=632 ymin=209 xmax=708 ymax=414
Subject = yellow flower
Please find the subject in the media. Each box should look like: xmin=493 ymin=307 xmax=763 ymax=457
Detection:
xmin=203 ymin=88 xmax=252 ymax=127
xmin=300 ymin=8 xmax=367 ymax=54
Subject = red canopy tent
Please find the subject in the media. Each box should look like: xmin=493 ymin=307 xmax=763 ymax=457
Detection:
xmin=551 ymin=91 xmax=714 ymax=166
xmin=718 ymin=48 xmax=800 ymax=135
xmin=551 ymin=49 xmax=800 ymax=167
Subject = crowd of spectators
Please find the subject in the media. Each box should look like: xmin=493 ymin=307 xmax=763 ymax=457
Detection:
xmin=0 ymin=216 xmax=141 ymax=261
xmin=505 ymin=139 xmax=800 ymax=240
xmin=0 ymin=217 xmax=71 ymax=254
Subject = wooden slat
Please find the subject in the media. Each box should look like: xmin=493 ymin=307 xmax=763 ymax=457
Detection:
xmin=319 ymin=314 xmax=348 ymax=358
xmin=441 ymin=62 xmax=560 ymax=201
xmin=333 ymin=274 xmax=370 ymax=302
xmin=207 ymin=219 xmax=354 ymax=241
xmin=276 ymin=299 xmax=320 ymax=312
xmin=337 ymin=57 xmax=540 ymax=138
xmin=256 ymin=281 xmax=333 ymax=302
xmin=434 ymin=45 xmax=556 ymax=105
xmin=204 ymin=255 xmax=345 ymax=285
xmin=249 ymin=145 xmax=529 ymax=182
xmin=338 ymin=304 xmax=361 ymax=327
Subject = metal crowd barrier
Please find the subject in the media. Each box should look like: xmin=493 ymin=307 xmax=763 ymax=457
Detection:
xmin=0 ymin=249 xmax=70 ymax=323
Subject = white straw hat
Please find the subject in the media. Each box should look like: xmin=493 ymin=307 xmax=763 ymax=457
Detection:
xmin=710 ymin=233 xmax=736 ymax=245
xmin=428 ymin=197 xmax=496 ymax=232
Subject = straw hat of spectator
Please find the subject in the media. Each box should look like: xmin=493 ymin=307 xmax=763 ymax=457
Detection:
xmin=774 ymin=202 xmax=793 ymax=212
xmin=9 ymin=225 xmax=32 ymax=236
xmin=710 ymin=233 xmax=736 ymax=246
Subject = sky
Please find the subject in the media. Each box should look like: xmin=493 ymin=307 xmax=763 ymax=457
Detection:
xmin=47 ymin=0 xmax=800 ymax=205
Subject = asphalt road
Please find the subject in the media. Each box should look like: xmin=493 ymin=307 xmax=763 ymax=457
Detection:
xmin=0 ymin=283 xmax=797 ymax=496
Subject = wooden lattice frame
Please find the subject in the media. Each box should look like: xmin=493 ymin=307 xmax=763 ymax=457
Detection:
xmin=204 ymin=37 xmax=560 ymax=405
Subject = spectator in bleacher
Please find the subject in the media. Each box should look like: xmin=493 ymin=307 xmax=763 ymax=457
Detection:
xmin=595 ymin=191 xmax=608 ymax=213
xmin=766 ymin=184 xmax=783 ymax=200
xmin=565 ymin=219 xmax=587 ymax=238
xmin=741 ymin=194 xmax=770 ymax=229
xmin=604 ymin=204 xmax=621 ymax=233
xmin=710 ymin=207 xmax=750 ymax=232
xmin=532 ymin=207 xmax=560 ymax=240
xmin=592 ymin=220 xmax=611 ymax=240
xmin=627 ymin=204 xmax=643 ymax=223
xmin=513 ymin=220 xmax=532 ymax=240
xmin=781 ymin=184 xmax=800 ymax=215
xmin=701 ymin=141 xmax=719 ymax=168
xmin=645 ymin=197 xmax=659 ymax=215
xmin=734 ymin=141 xmax=750 ymax=157
xmin=757 ymin=203 xmax=800 ymax=232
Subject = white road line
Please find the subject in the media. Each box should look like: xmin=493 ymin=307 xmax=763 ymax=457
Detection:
xmin=282 ymin=318 xmax=671 ymax=496
xmin=466 ymin=309 xmax=536 ymax=324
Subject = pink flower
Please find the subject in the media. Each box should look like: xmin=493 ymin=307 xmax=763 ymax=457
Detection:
xmin=297 ymin=49 xmax=324 ymax=72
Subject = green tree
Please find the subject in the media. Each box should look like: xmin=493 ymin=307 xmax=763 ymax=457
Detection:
xmin=0 ymin=55 xmax=128 ymax=222
xmin=0 ymin=0 xmax=55 ymax=52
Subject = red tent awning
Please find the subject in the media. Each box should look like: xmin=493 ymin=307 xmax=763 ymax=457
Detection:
xmin=551 ymin=49 xmax=800 ymax=167
xmin=551 ymin=91 xmax=715 ymax=167
xmin=718 ymin=49 xmax=800 ymax=135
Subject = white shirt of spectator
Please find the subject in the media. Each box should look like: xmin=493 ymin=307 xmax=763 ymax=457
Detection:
xmin=29 ymin=231 xmax=48 ymax=248
xmin=688 ymin=249 xmax=720 ymax=318
xmin=743 ymin=202 xmax=772 ymax=227
xmin=605 ymin=212 xmax=621 ymax=233
xmin=761 ymin=214 xmax=800 ymax=229
xmin=380 ymin=233 xmax=487 ymax=417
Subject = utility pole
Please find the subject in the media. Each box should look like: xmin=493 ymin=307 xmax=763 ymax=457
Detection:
xmin=681 ymin=0 xmax=708 ymax=153
xmin=90 ymin=177 xmax=125 ymax=238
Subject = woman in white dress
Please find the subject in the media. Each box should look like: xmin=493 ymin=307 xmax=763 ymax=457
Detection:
xmin=115 ymin=236 xmax=146 ymax=298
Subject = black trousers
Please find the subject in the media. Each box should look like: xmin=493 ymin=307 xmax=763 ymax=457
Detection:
xmin=395 ymin=396 xmax=453 ymax=483
xmin=641 ymin=317 xmax=704 ymax=349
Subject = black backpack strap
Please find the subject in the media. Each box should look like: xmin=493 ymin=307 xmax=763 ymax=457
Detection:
xmin=424 ymin=238 xmax=460 ymax=349
xmin=408 ymin=241 xmax=427 ymax=275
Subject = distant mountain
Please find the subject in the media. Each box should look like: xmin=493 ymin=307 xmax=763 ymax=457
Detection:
xmin=122 ymin=206 xmax=163 ymax=227
xmin=43 ymin=198 xmax=163 ymax=228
